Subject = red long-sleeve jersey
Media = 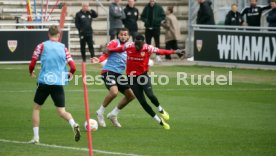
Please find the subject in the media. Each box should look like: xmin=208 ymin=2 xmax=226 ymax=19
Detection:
xmin=108 ymin=42 xmax=175 ymax=76
xmin=97 ymin=39 xmax=123 ymax=64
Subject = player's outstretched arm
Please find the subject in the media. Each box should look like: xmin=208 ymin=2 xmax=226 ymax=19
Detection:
xmin=156 ymin=49 xmax=175 ymax=55
xmin=90 ymin=53 xmax=109 ymax=64
xmin=91 ymin=57 xmax=100 ymax=64
xmin=29 ymin=43 xmax=44 ymax=78
xmin=104 ymin=40 xmax=128 ymax=54
xmin=68 ymin=61 xmax=76 ymax=75
xmin=65 ymin=48 xmax=76 ymax=75
xmin=155 ymin=48 xmax=185 ymax=56
xmin=29 ymin=58 xmax=37 ymax=78
xmin=105 ymin=46 xmax=125 ymax=54
xmin=175 ymin=49 xmax=186 ymax=55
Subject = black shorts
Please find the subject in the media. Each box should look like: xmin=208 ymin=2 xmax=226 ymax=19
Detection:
xmin=102 ymin=71 xmax=130 ymax=94
xmin=34 ymin=83 xmax=65 ymax=107
xmin=128 ymin=72 xmax=151 ymax=87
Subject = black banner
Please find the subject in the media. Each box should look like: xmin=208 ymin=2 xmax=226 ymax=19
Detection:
xmin=0 ymin=30 xmax=68 ymax=62
xmin=194 ymin=30 xmax=276 ymax=65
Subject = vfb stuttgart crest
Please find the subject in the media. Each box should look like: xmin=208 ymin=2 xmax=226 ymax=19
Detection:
xmin=140 ymin=52 xmax=145 ymax=57
xmin=7 ymin=40 xmax=18 ymax=53
xmin=196 ymin=40 xmax=203 ymax=52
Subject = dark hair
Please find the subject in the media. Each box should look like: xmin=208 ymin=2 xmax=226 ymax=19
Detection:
xmin=118 ymin=28 xmax=129 ymax=34
xmin=135 ymin=34 xmax=145 ymax=41
xmin=167 ymin=6 xmax=174 ymax=13
xmin=48 ymin=25 xmax=60 ymax=36
xmin=117 ymin=28 xmax=129 ymax=36
xmin=134 ymin=34 xmax=145 ymax=51
xmin=271 ymin=0 xmax=276 ymax=3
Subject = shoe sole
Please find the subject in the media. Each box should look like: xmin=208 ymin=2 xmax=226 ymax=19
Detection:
xmin=74 ymin=126 xmax=81 ymax=142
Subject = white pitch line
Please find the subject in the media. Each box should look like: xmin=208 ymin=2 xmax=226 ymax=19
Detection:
xmin=0 ymin=139 xmax=141 ymax=156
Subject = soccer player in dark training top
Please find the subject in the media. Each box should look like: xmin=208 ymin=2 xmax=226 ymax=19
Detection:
xmin=241 ymin=0 xmax=271 ymax=26
xmin=75 ymin=2 xmax=98 ymax=62
xmin=106 ymin=34 xmax=184 ymax=130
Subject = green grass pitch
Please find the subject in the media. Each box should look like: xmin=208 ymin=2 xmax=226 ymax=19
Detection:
xmin=0 ymin=64 xmax=275 ymax=156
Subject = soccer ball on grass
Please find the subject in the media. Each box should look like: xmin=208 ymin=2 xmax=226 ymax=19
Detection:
xmin=84 ymin=119 xmax=98 ymax=132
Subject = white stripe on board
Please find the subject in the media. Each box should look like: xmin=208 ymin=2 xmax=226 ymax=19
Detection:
xmin=0 ymin=139 xmax=141 ymax=156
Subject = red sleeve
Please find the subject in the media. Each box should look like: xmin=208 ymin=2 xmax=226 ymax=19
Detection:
xmin=68 ymin=60 xmax=76 ymax=74
xmin=108 ymin=42 xmax=135 ymax=53
xmin=65 ymin=47 xmax=73 ymax=62
xmin=106 ymin=40 xmax=125 ymax=53
xmin=107 ymin=40 xmax=119 ymax=48
xmin=98 ymin=53 xmax=109 ymax=62
xmin=108 ymin=46 xmax=125 ymax=52
xmin=157 ymin=49 xmax=175 ymax=55
xmin=29 ymin=58 xmax=37 ymax=74
xmin=146 ymin=44 xmax=175 ymax=55
xmin=32 ymin=43 xmax=44 ymax=60
xmin=29 ymin=43 xmax=44 ymax=74
xmin=65 ymin=48 xmax=76 ymax=74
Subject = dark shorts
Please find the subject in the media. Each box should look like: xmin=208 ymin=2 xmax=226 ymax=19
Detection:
xmin=34 ymin=83 xmax=65 ymax=107
xmin=102 ymin=71 xmax=130 ymax=94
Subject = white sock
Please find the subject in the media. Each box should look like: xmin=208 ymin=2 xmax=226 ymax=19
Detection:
xmin=153 ymin=115 xmax=161 ymax=124
xmin=68 ymin=119 xmax=76 ymax=128
xmin=97 ymin=105 xmax=105 ymax=115
xmin=158 ymin=106 xmax=163 ymax=112
xmin=33 ymin=127 xmax=39 ymax=140
xmin=110 ymin=107 xmax=121 ymax=116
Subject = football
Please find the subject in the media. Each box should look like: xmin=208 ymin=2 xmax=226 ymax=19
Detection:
xmin=84 ymin=119 xmax=98 ymax=132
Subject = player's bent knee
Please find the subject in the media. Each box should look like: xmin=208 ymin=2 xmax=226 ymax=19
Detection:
xmin=129 ymin=95 xmax=135 ymax=101
xmin=33 ymin=103 xmax=41 ymax=110
xmin=108 ymin=85 xmax=119 ymax=97
xmin=109 ymin=90 xmax=119 ymax=98
xmin=127 ymin=94 xmax=135 ymax=101
xmin=124 ymin=89 xmax=135 ymax=101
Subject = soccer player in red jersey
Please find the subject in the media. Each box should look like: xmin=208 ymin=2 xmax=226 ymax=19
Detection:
xmin=106 ymin=34 xmax=184 ymax=130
